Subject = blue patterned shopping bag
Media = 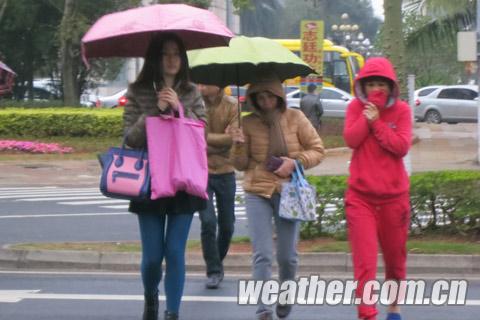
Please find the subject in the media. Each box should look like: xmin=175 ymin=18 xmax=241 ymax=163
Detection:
xmin=279 ymin=161 xmax=317 ymax=222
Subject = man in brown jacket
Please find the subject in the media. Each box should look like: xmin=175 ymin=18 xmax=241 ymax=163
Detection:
xmin=197 ymin=84 xmax=239 ymax=289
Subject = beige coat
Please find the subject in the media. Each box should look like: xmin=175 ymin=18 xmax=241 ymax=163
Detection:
xmin=232 ymin=104 xmax=324 ymax=198
xmin=205 ymin=93 xmax=239 ymax=174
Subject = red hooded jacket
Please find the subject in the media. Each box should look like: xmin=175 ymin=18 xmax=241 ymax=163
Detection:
xmin=343 ymin=57 xmax=412 ymax=197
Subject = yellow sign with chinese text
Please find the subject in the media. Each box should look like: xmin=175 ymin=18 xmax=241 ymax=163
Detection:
xmin=300 ymin=20 xmax=324 ymax=93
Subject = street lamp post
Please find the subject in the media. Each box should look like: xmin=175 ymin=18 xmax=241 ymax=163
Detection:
xmin=330 ymin=13 xmax=374 ymax=56
xmin=331 ymin=13 xmax=359 ymax=47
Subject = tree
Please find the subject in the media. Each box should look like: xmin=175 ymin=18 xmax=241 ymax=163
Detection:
xmin=237 ymin=0 xmax=284 ymax=37
xmin=56 ymin=0 xmax=141 ymax=105
xmin=0 ymin=0 xmax=140 ymax=103
xmin=59 ymin=0 xmax=76 ymax=105
xmin=403 ymin=12 xmax=464 ymax=86
xmin=0 ymin=0 xmax=62 ymax=100
xmin=382 ymin=0 xmax=407 ymax=97
xmin=405 ymin=0 xmax=474 ymax=51
xmin=278 ymin=0 xmax=380 ymax=42
xmin=0 ymin=0 xmax=7 ymax=23
xmin=403 ymin=0 xmax=474 ymax=85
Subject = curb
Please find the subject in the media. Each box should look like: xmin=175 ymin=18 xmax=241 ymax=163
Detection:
xmin=1 ymin=248 xmax=479 ymax=275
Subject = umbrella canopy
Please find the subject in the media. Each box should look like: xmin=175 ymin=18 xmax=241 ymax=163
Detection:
xmin=187 ymin=36 xmax=316 ymax=87
xmin=81 ymin=4 xmax=234 ymax=62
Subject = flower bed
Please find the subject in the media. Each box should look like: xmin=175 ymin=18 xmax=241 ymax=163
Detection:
xmin=0 ymin=140 xmax=73 ymax=154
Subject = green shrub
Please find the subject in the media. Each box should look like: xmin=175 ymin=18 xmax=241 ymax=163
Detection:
xmin=301 ymin=171 xmax=480 ymax=239
xmin=0 ymin=100 xmax=68 ymax=108
xmin=301 ymin=175 xmax=347 ymax=239
xmin=410 ymin=171 xmax=480 ymax=237
xmin=0 ymin=108 xmax=123 ymax=137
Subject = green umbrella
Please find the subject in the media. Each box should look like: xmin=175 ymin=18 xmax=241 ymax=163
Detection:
xmin=188 ymin=36 xmax=315 ymax=87
xmin=188 ymin=36 xmax=315 ymax=125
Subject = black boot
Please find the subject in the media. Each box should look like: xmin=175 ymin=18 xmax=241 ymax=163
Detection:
xmin=164 ymin=310 xmax=178 ymax=320
xmin=142 ymin=293 xmax=159 ymax=320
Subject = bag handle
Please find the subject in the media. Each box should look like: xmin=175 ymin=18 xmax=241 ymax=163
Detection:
xmin=114 ymin=132 xmax=147 ymax=170
xmin=162 ymin=102 xmax=185 ymax=119
xmin=293 ymin=160 xmax=308 ymax=187
xmin=176 ymin=102 xmax=185 ymax=119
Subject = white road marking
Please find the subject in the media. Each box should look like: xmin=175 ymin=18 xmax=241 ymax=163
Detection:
xmin=59 ymin=200 xmax=128 ymax=205
xmin=0 ymin=187 xmax=58 ymax=191
xmin=0 ymin=212 xmax=129 ymax=219
xmin=0 ymin=290 xmax=236 ymax=303
xmin=17 ymin=196 xmax=106 ymax=202
xmin=0 ymin=187 xmax=247 ymax=213
xmin=0 ymin=192 xmax=101 ymax=199
xmin=100 ymin=205 xmax=130 ymax=209
xmin=0 ymin=289 xmax=479 ymax=305
xmin=0 ymin=188 xmax=97 ymax=195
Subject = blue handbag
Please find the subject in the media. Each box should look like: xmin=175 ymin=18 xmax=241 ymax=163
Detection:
xmin=98 ymin=138 xmax=151 ymax=201
xmin=279 ymin=160 xmax=317 ymax=222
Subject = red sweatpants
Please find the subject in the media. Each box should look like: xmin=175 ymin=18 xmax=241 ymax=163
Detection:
xmin=345 ymin=189 xmax=410 ymax=320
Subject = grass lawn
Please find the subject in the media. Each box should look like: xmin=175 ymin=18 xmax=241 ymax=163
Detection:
xmin=10 ymin=235 xmax=480 ymax=255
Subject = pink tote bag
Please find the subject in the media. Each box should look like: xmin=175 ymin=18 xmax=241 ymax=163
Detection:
xmin=145 ymin=104 xmax=208 ymax=200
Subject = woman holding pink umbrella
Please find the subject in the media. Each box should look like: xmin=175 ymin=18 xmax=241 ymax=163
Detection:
xmin=82 ymin=4 xmax=234 ymax=320
xmin=123 ymin=33 xmax=207 ymax=320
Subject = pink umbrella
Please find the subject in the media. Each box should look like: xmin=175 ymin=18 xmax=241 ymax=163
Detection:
xmin=81 ymin=3 xmax=234 ymax=63
xmin=0 ymin=61 xmax=15 ymax=75
xmin=0 ymin=61 xmax=16 ymax=96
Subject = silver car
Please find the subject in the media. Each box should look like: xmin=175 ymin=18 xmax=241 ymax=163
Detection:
xmin=414 ymin=85 xmax=478 ymax=123
xmin=286 ymin=87 xmax=353 ymax=118
xmin=414 ymin=85 xmax=446 ymax=100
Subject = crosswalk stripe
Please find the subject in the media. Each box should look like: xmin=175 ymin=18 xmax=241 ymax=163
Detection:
xmin=0 ymin=187 xmax=58 ymax=191
xmin=0 ymin=212 xmax=129 ymax=219
xmin=101 ymin=205 xmax=130 ymax=209
xmin=1 ymin=187 xmax=248 ymax=214
xmin=59 ymin=199 xmax=128 ymax=205
xmin=17 ymin=196 xmax=106 ymax=202
xmin=0 ymin=188 xmax=98 ymax=195
xmin=193 ymin=210 xmax=245 ymax=216
xmin=0 ymin=192 xmax=101 ymax=199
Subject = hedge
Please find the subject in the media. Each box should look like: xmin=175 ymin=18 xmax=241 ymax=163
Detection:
xmin=0 ymin=108 xmax=123 ymax=137
xmin=303 ymin=170 xmax=480 ymax=239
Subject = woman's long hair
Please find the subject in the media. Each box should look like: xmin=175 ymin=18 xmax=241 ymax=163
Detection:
xmin=134 ymin=33 xmax=190 ymax=91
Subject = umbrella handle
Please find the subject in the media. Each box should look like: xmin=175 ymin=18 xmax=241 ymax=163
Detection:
xmin=235 ymin=65 xmax=242 ymax=128
xmin=236 ymin=85 xmax=242 ymax=128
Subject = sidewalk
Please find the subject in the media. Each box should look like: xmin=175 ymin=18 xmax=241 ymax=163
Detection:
xmin=1 ymin=245 xmax=480 ymax=275
xmin=0 ymin=124 xmax=477 ymax=187
xmin=0 ymin=123 xmax=479 ymax=274
xmin=306 ymin=123 xmax=479 ymax=176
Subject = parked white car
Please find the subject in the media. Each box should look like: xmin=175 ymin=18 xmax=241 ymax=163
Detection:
xmin=414 ymin=85 xmax=478 ymax=123
xmin=81 ymin=88 xmax=127 ymax=108
xmin=287 ymin=87 xmax=353 ymax=118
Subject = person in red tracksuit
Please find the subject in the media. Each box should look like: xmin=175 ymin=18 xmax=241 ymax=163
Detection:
xmin=343 ymin=57 xmax=412 ymax=320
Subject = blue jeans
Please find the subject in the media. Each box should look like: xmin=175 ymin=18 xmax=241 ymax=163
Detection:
xmin=137 ymin=213 xmax=193 ymax=314
xmin=198 ymin=172 xmax=236 ymax=276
